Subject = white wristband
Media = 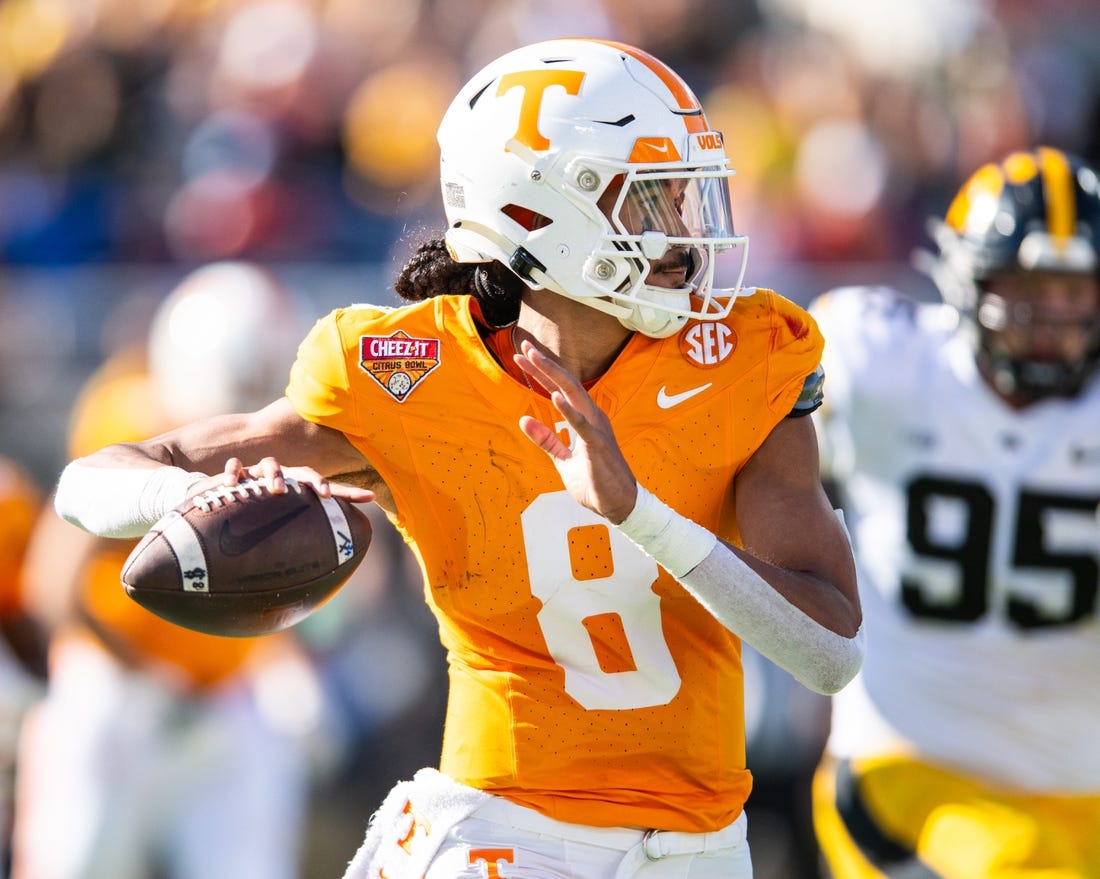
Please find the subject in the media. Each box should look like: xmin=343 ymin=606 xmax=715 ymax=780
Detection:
xmin=615 ymin=484 xmax=718 ymax=578
xmin=55 ymin=461 xmax=208 ymax=539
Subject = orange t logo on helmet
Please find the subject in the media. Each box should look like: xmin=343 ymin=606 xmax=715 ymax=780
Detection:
xmin=495 ymin=40 xmax=708 ymax=156
xmin=497 ymin=69 xmax=584 ymax=152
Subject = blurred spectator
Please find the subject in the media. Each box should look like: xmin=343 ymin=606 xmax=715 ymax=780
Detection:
xmin=11 ymin=262 xmax=318 ymax=879
xmin=0 ymin=455 xmax=45 ymax=879
xmin=0 ymin=0 xmax=1094 ymax=272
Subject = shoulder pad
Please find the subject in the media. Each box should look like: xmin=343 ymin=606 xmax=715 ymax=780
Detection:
xmin=788 ymin=363 xmax=825 ymax=417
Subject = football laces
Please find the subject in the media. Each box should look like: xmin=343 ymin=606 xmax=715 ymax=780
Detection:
xmin=190 ymin=477 xmax=303 ymax=512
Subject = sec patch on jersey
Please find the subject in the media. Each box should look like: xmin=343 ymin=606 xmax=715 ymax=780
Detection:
xmin=121 ymin=478 xmax=372 ymax=637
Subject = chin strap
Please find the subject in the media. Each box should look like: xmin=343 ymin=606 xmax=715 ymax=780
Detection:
xmin=616 ymin=291 xmax=690 ymax=338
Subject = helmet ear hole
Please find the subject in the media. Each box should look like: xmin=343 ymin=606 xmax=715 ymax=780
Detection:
xmin=502 ymin=204 xmax=552 ymax=231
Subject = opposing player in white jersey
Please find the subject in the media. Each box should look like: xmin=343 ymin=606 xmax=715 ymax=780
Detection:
xmin=810 ymin=146 xmax=1100 ymax=878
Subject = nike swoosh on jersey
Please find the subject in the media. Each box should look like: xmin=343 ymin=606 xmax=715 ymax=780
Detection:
xmin=656 ymin=383 xmax=713 ymax=409
xmin=218 ymin=505 xmax=310 ymax=556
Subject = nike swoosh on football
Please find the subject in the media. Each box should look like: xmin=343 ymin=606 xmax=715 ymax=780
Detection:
xmin=657 ymin=383 xmax=713 ymax=409
xmin=218 ymin=505 xmax=310 ymax=557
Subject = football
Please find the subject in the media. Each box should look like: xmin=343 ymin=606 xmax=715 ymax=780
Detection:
xmin=121 ymin=477 xmax=372 ymax=637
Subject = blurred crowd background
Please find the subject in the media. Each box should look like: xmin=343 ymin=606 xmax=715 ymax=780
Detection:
xmin=0 ymin=0 xmax=1098 ymax=877
xmin=2 ymin=0 xmax=1099 ymax=484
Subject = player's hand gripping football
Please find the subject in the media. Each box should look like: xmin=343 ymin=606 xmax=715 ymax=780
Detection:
xmin=186 ymin=457 xmax=375 ymax=505
xmin=515 ymin=341 xmax=638 ymax=524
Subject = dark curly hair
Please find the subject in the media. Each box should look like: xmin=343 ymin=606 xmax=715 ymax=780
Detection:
xmin=394 ymin=235 xmax=525 ymax=328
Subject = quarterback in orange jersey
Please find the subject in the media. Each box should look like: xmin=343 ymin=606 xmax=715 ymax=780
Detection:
xmin=53 ymin=40 xmax=863 ymax=878
xmin=13 ymin=263 xmax=316 ymax=879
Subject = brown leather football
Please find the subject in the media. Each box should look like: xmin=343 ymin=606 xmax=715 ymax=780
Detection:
xmin=121 ymin=478 xmax=372 ymax=637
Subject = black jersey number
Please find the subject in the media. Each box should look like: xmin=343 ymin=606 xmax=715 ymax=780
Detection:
xmin=900 ymin=476 xmax=1100 ymax=629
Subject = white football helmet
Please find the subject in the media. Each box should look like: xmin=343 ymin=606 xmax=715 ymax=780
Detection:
xmin=148 ymin=261 xmax=306 ymax=422
xmin=437 ymin=38 xmax=748 ymax=338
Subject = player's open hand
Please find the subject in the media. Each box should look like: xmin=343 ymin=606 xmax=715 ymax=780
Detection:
xmin=515 ymin=341 xmax=638 ymax=524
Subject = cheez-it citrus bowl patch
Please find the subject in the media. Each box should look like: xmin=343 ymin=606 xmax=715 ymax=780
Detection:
xmin=678 ymin=321 xmax=736 ymax=367
xmin=359 ymin=331 xmax=441 ymax=402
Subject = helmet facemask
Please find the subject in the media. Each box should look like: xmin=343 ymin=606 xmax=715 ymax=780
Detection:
xmin=564 ymin=159 xmax=747 ymax=338
xmin=974 ymin=274 xmax=1100 ymax=402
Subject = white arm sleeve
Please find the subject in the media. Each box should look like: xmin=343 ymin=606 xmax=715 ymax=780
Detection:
xmin=615 ymin=484 xmax=864 ymax=695
xmin=54 ymin=461 xmax=208 ymax=539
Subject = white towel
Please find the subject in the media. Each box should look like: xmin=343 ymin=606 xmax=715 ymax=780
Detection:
xmin=342 ymin=768 xmax=491 ymax=879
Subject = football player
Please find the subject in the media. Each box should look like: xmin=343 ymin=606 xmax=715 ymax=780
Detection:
xmin=809 ymin=147 xmax=1100 ymax=878
xmin=52 ymin=40 xmax=864 ymax=879
xmin=12 ymin=263 xmax=316 ymax=879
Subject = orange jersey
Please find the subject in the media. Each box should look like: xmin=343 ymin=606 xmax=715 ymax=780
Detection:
xmin=0 ymin=456 xmax=42 ymax=619
xmin=66 ymin=349 xmax=259 ymax=688
xmin=287 ymin=290 xmax=823 ymax=831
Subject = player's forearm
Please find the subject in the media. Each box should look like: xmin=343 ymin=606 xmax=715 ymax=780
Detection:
xmin=679 ymin=544 xmax=865 ymax=694
xmin=615 ymin=484 xmax=864 ymax=695
xmin=54 ymin=404 xmax=288 ymax=537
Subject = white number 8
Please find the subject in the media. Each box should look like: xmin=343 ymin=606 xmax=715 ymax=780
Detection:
xmin=521 ymin=491 xmax=681 ymax=710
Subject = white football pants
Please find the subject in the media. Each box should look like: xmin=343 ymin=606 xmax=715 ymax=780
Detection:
xmin=345 ymin=767 xmax=753 ymax=879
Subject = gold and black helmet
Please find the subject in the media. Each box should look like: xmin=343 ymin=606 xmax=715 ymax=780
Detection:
xmin=925 ymin=146 xmax=1100 ymax=400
